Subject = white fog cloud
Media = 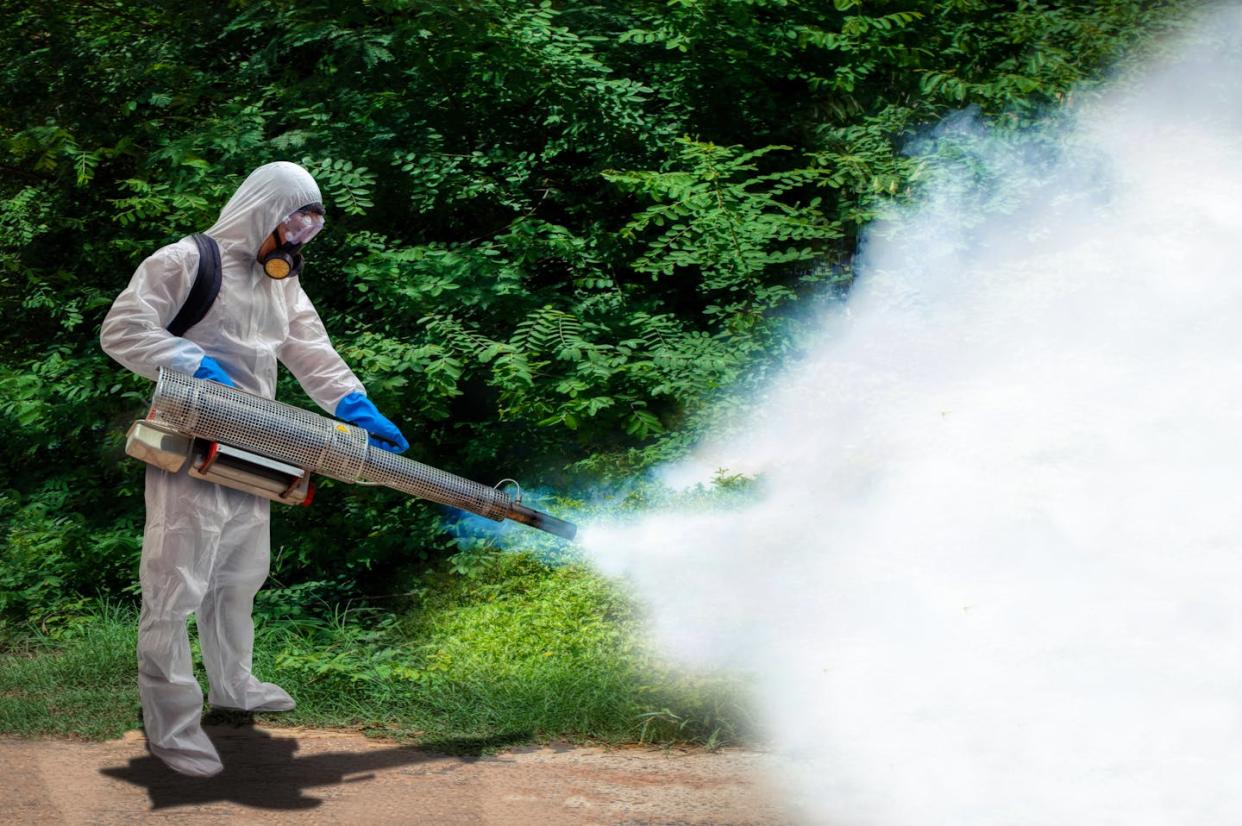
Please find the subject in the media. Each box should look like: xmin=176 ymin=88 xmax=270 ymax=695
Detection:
xmin=583 ymin=7 xmax=1242 ymax=823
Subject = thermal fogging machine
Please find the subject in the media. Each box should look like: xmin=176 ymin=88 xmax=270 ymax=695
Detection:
xmin=124 ymin=369 xmax=577 ymax=540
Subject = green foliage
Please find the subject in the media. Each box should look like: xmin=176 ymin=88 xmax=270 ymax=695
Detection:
xmin=301 ymin=157 xmax=376 ymax=215
xmin=606 ymin=139 xmax=841 ymax=334
xmin=0 ymin=0 xmax=1189 ymax=621
xmin=1 ymin=562 xmax=750 ymax=748
xmin=266 ymin=553 xmax=752 ymax=744
xmin=0 ymin=600 xmax=139 ymax=740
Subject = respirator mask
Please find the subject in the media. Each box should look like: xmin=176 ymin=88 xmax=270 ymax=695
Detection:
xmin=259 ymin=205 xmax=324 ymax=280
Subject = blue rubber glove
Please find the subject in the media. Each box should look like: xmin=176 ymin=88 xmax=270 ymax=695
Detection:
xmin=193 ymin=355 xmax=236 ymax=388
xmin=335 ymin=391 xmax=409 ymax=454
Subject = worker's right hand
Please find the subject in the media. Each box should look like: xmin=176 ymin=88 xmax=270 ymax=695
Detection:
xmin=193 ymin=355 xmax=237 ymax=388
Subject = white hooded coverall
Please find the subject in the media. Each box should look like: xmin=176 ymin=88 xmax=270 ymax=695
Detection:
xmin=100 ymin=162 xmax=366 ymax=777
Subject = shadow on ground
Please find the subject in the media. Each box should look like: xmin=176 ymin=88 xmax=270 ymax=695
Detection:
xmin=99 ymin=714 xmax=459 ymax=811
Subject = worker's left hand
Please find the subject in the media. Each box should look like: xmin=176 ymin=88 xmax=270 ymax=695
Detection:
xmin=335 ymin=392 xmax=409 ymax=454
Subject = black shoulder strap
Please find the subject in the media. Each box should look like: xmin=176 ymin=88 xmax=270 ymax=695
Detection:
xmin=166 ymin=233 xmax=222 ymax=338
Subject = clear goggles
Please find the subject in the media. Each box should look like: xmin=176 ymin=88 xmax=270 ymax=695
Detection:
xmin=278 ymin=208 xmax=325 ymax=246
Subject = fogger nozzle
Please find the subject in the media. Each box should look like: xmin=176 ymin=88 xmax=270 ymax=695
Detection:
xmin=507 ymin=502 xmax=579 ymax=540
xmin=139 ymin=369 xmax=576 ymax=540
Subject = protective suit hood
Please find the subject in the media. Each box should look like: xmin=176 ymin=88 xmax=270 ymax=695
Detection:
xmin=205 ymin=162 xmax=322 ymax=263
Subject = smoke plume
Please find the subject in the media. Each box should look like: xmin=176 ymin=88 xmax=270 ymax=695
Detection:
xmin=583 ymin=7 xmax=1242 ymax=823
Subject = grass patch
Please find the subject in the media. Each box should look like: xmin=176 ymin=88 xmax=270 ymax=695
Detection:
xmin=0 ymin=601 xmax=139 ymax=740
xmin=0 ymin=554 xmax=752 ymax=749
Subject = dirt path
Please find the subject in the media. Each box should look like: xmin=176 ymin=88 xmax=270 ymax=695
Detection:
xmin=0 ymin=723 xmax=802 ymax=825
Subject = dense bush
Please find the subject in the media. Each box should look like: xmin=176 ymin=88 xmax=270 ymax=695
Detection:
xmin=0 ymin=0 xmax=1189 ymax=621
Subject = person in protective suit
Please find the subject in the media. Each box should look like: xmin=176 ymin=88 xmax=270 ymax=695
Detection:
xmin=100 ymin=161 xmax=408 ymax=777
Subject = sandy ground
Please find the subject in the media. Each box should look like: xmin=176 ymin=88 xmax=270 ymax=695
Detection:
xmin=0 ymin=722 xmax=805 ymax=825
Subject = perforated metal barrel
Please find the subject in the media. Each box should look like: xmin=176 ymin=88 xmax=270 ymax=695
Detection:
xmin=151 ymin=369 xmax=514 ymax=522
